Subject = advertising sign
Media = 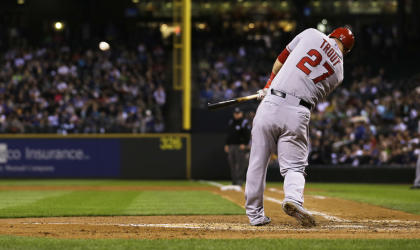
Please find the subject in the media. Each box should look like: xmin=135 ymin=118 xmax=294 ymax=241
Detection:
xmin=0 ymin=139 xmax=120 ymax=177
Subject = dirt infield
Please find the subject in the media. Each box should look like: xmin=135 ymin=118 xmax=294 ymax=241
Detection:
xmin=1 ymin=185 xmax=420 ymax=239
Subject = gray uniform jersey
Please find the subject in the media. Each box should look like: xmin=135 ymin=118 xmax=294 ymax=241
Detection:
xmin=270 ymin=28 xmax=344 ymax=107
xmin=245 ymin=28 xmax=346 ymax=225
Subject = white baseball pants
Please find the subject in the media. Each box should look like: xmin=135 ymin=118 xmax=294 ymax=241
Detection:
xmin=245 ymin=93 xmax=310 ymax=224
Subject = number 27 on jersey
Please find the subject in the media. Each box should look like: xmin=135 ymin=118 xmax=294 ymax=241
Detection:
xmin=296 ymin=49 xmax=335 ymax=84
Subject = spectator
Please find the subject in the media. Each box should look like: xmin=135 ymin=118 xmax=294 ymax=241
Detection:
xmin=0 ymin=42 xmax=168 ymax=134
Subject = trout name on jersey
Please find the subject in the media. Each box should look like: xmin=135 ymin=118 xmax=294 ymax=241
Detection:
xmin=320 ymin=39 xmax=342 ymax=66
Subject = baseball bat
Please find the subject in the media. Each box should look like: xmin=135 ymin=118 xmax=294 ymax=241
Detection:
xmin=207 ymin=94 xmax=259 ymax=110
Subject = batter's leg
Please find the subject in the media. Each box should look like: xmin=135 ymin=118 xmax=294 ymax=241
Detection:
xmin=276 ymin=108 xmax=315 ymax=227
xmin=277 ymin=133 xmax=315 ymax=227
xmin=277 ymin=110 xmax=309 ymax=206
xmin=245 ymin=115 xmax=276 ymax=225
xmin=278 ymin=133 xmax=307 ymax=206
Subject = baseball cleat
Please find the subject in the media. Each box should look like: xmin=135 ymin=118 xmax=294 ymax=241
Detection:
xmin=250 ymin=216 xmax=271 ymax=226
xmin=282 ymin=201 xmax=316 ymax=227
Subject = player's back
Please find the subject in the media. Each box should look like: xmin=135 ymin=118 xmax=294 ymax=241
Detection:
xmin=270 ymin=28 xmax=344 ymax=107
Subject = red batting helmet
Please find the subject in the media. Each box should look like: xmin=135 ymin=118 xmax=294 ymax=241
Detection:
xmin=329 ymin=26 xmax=355 ymax=54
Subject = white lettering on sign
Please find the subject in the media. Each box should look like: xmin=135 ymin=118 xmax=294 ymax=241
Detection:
xmin=0 ymin=144 xmax=7 ymax=163
xmin=0 ymin=143 xmax=91 ymax=162
xmin=25 ymin=148 xmax=87 ymax=160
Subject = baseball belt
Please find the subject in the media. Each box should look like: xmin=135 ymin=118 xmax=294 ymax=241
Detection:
xmin=271 ymin=89 xmax=313 ymax=110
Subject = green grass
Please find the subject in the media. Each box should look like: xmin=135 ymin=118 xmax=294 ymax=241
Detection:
xmin=0 ymin=181 xmax=418 ymax=249
xmin=0 ymin=190 xmax=243 ymax=218
xmin=2 ymin=180 xmax=420 ymax=215
xmin=304 ymin=183 xmax=420 ymax=215
xmin=0 ymin=237 xmax=419 ymax=250
xmin=2 ymin=180 xmax=420 ymax=216
xmin=0 ymin=190 xmax=70 ymax=210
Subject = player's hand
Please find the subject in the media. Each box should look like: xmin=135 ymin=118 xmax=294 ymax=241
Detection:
xmin=224 ymin=145 xmax=229 ymax=153
xmin=239 ymin=144 xmax=246 ymax=150
xmin=257 ymin=88 xmax=268 ymax=100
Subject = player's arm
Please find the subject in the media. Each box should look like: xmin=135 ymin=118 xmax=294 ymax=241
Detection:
xmin=257 ymin=48 xmax=290 ymax=100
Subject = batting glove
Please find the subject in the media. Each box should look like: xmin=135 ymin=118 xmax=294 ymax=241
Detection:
xmin=257 ymin=88 xmax=268 ymax=100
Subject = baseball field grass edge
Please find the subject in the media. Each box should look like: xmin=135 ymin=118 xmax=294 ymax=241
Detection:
xmin=0 ymin=190 xmax=244 ymax=218
xmin=0 ymin=237 xmax=420 ymax=250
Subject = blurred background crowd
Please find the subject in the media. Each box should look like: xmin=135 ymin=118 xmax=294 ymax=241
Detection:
xmin=0 ymin=43 xmax=167 ymax=134
xmin=0 ymin=0 xmax=419 ymax=166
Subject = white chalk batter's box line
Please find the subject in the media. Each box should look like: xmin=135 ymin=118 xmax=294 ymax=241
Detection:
xmin=21 ymin=222 xmax=369 ymax=231
xmin=20 ymin=222 xmax=420 ymax=232
xmin=268 ymin=187 xmax=327 ymax=200
xmin=200 ymin=181 xmax=327 ymax=200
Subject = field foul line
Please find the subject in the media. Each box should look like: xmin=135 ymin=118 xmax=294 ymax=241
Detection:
xmin=268 ymin=187 xmax=326 ymax=200
xmin=22 ymin=222 xmax=368 ymax=231
xmin=201 ymin=180 xmax=347 ymax=222
xmin=359 ymin=220 xmax=420 ymax=224
xmin=198 ymin=180 xmax=225 ymax=188
xmin=311 ymin=195 xmax=327 ymax=200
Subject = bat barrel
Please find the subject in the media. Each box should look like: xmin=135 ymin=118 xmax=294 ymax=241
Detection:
xmin=207 ymin=99 xmax=238 ymax=110
xmin=207 ymin=94 xmax=258 ymax=110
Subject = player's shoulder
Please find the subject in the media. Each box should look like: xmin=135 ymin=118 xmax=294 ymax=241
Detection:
xmin=300 ymin=28 xmax=325 ymax=38
xmin=302 ymin=28 xmax=319 ymax=33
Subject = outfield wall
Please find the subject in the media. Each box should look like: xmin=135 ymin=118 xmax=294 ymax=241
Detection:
xmin=0 ymin=134 xmax=190 ymax=179
xmin=190 ymin=133 xmax=416 ymax=183
xmin=0 ymin=133 xmax=415 ymax=183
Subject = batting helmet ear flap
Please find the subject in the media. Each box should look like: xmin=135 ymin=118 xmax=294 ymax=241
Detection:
xmin=329 ymin=26 xmax=355 ymax=54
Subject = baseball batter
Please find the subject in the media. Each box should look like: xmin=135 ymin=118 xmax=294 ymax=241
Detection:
xmin=245 ymin=27 xmax=355 ymax=226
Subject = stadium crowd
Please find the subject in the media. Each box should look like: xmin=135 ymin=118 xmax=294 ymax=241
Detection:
xmin=0 ymin=20 xmax=418 ymax=165
xmin=0 ymin=43 xmax=168 ymax=134
xmin=309 ymin=69 xmax=420 ymax=166
xmin=196 ymin=24 xmax=420 ymax=166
